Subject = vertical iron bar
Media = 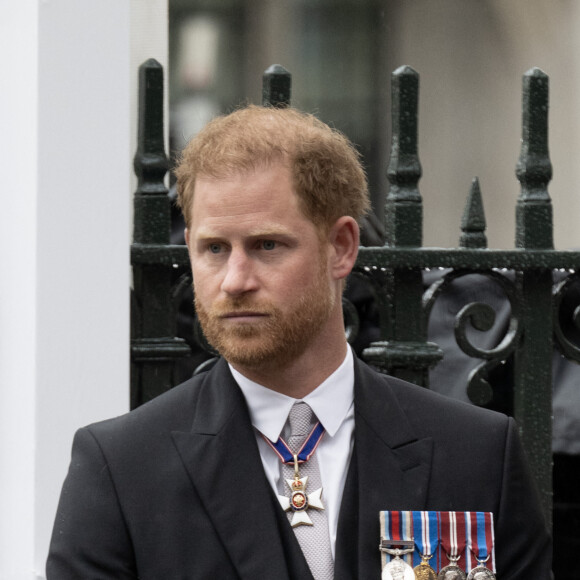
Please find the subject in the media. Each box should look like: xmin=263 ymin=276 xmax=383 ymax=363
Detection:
xmin=514 ymin=68 xmax=553 ymax=527
xmin=131 ymin=59 xmax=189 ymax=407
xmin=362 ymin=66 xmax=442 ymax=384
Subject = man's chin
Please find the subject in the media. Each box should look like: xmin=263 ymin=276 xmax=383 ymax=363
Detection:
xmin=215 ymin=337 xmax=305 ymax=372
xmin=220 ymin=347 xmax=281 ymax=370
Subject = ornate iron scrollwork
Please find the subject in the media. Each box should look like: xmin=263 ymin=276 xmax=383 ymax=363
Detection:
xmin=553 ymin=271 xmax=580 ymax=364
xmin=424 ymin=269 xmax=521 ymax=406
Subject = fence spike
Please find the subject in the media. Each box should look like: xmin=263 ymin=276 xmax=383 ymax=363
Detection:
xmin=133 ymin=58 xmax=170 ymax=245
xmin=460 ymin=177 xmax=487 ymax=249
xmin=515 ymin=67 xmax=553 ymax=249
xmin=262 ymin=64 xmax=291 ymax=107
xmin=134 ymin=58 xmax=168 ymax=198
xmin=385 ymin=65 xmax=422 ymax=247
xmin=131 ymin=58 xmax=190 ymax=406
xmin=513 ymin=67 xmax=554 ymax=527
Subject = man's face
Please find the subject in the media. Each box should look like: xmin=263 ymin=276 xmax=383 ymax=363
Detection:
xmin=186 ymin=163 xmax=337 ymax=372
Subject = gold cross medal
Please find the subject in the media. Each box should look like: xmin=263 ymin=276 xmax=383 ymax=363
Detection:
xmin=277 ymin=455 xmax=325 ymax=527
xmin=263 ymin=421 xmax=327 ymax=527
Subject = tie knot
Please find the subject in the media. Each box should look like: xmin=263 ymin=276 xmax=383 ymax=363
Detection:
xmin=287 ymin=401 xmax=314 ymax=440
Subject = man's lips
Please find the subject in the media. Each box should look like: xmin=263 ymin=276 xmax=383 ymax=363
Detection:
xmin=220 ymin=311 xmax=269 ymax=320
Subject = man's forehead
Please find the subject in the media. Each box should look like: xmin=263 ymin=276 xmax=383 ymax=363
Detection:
xmin=190 ymin=164 xmax=305 ymax=218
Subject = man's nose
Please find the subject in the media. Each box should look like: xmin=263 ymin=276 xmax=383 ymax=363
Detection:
xmin=221 ymin=250 xmax=258 ymax=296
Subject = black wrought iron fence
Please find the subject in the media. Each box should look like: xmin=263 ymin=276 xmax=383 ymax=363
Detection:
xmin=131 ymin=58 xmax=580 ymax=534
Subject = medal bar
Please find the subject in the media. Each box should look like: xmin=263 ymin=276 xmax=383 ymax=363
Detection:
xmin=378 ymin=511 xmax=496 ymax=578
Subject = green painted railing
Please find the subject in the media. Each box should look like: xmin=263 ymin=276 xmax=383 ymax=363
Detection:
xmin=131 ymin=59 xmax=580 ymax=530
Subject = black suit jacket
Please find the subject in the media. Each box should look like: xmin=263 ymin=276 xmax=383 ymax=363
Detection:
xmin=47 ymin=357 xmax=551 ymax=579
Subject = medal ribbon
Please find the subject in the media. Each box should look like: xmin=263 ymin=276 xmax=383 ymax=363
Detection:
xmin=440 ymin=511 xmax=467 ymax=569
xmin=411 ymin=510 xmax=440 ymax=569
xmin=263 ymin=422 xmax=325 ymax=465
xmin=466 ymin=511 xmax=496 ymax=573
xmin=380 ymin=511 xmax=414 ymax=568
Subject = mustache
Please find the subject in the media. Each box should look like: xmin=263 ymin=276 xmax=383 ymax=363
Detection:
xmin=196 ymin=296 xmax=277 ymax=316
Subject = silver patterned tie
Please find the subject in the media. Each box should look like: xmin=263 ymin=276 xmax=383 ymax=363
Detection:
xmin=280 ymin=402 xmax=334 ymax=580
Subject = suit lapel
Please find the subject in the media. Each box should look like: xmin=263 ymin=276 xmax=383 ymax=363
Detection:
xmin=334 ymin=444 xmax=359 ymax=580
xmin=336 ymin=358 xmax=434 ymax=580
xmin=171 ymin=359 xmax=292 ymax=580
xmin=170 ymin=356 xmax=432 ymax=579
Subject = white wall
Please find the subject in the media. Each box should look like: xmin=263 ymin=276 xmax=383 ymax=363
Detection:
xmin=0 ymin=3 xmax=40 ymax=578
xmin=0 ymin=0 xmax=146 ymax=577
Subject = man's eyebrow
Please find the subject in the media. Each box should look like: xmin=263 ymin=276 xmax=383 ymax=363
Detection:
xmin=245 ymin=226 xmax=297 ymax=238
xmin=193 ymin=230 xmax=219 ymax=241
xmin=194 ymin=226 xmax=298 ymax=240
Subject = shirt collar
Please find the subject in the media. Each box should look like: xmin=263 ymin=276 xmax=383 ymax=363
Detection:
xmin=231 ymin=347 xmax=354 ymax=442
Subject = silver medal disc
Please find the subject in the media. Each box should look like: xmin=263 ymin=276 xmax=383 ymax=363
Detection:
xmin=466 ymin=565 xmax=496 ymax=580
xmin=382 ymin=557 xmax=416 ymax=580
xmin=438 ymin=564 xmax=467 ymax=580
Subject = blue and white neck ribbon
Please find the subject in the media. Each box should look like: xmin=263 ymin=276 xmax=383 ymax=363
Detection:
xmin=263 ymin=422 xmax=325 ymax=464
xmin=411 ymin=510 xmax=440 ymax=570
xmin=466 ymin=511 xmax=496 ymax=573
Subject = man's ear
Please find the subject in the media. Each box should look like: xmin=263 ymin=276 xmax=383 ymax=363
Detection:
xmin=184 ymin=228 xmax=190 ymax=246
xmin=328 ymin=216 xmax=360 ymax=281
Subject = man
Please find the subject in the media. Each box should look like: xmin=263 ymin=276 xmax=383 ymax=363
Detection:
xmin=47 ymin=106 xmax=551 ymax=579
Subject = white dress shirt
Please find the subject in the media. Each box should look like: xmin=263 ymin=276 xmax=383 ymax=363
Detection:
xmin=230 ymin=347 xmax=355 ymax=558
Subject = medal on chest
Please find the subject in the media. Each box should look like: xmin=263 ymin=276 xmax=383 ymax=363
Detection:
xmin=379 ymin=511 xmax=416 ymax=580
xmin=264 ymin=422 xmax=326 ymax=527
xmin=438 ymin=511 xmax=467 ymax=579
xmin=412 ymin=511 xmax=439 ymax=580
xmin=465 ymin=512 xmax=496 ymax=580
xmin=377 ymin=510 xmax=498 ymax=579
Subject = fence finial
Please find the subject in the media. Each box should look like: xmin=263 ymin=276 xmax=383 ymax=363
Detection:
xmin=515 ymin=67 xmax=553 ymax=249
xmin=133 ymin=58 xmax=169 ymax=245
xmin=460 ymin=177 xmax=487 ymax=249
xmin=385 ymin=65 xmax=422 ymax=247
xmin=262 ymin=64 xmax=291 ymax=107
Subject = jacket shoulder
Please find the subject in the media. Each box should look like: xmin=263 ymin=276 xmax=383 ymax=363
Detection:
xmin=356 ymin=357 xmax=510 ymax=434
xmin=85 ymin=365 xmax=215 ymax=439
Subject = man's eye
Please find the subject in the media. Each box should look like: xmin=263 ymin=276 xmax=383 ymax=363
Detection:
xmin=209 ymin=243 xmax=222 ymax=254
xmin=261 ymin=240 xmax=276 ymax=250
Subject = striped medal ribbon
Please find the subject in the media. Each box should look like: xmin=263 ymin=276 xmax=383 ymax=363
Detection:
xmin=438 ymin=511 xmax=467 ymax=579
xmin=412 ymin=511 xmax=439 ymax=579
xmin=466 ymin=512 xmax=496 ymax=579
xmin=379 ymin=511 xmax=415 ymax=580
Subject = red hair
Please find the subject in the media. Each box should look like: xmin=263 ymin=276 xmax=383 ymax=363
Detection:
xmin=174 ymin=105 xmax=369 ymax=232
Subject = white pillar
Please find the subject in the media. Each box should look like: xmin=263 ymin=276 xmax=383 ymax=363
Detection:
xmin=0 ymin=1 xmax=136 ymax=577
xmin=0 ymin=3 xmax=40 ymax=578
